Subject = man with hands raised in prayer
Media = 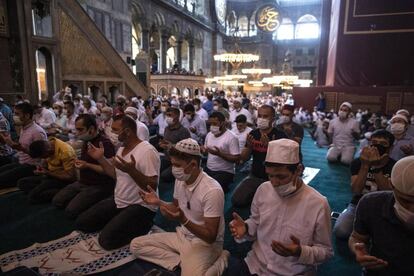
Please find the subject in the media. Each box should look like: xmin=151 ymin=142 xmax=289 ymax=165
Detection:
xmin=227 ymin=139 xmax=333 ymax=276
xmin=130 ymin=138 xmax=229 ymax=276
xmin=75 ymin=114 xmax=160 ymax=250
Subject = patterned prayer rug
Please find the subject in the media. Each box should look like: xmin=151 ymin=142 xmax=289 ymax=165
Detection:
xmin=0 ymin=231 xmax=134 ymax=275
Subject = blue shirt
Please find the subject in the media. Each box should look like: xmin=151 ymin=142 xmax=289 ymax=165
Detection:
xmin=202 ymin=100 xmax=213 ymax=115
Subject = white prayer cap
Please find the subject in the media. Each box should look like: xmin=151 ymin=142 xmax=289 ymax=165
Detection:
xmin=364 ymin=132 xmax=372 ymax=139
xmin=131 ymin=97 xmax=139 ymax=103
xmin=125 ymin=107 xmax=139 ymax=116
xmin=233 ymin=98 xmax=243 ymax=104
xmin=391 ymin=156 xmax=414 ymax=196
xmin=174 ymin=138 xmax=201 ymax=156
xmin=396 ymin=109 xmax=410 ymax=117
xmin=265 ymin=139 xmax=300 ymax=164
xmin=390 ymin=114 xmax=408 ymax=124
xmin=340 ymin=102 xmax=352 ymax=110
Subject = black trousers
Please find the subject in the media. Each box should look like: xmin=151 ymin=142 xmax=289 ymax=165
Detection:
xmin=0 ymin=163 xmax=36 ymax=189
xmin=18 ymin=175 xmax=70 ymax=204
xmin=52 ymin=181 xmax=114 ymax=218
xmin=225 ymin=257 xmax=255 ymax=276
xmin=205 ymin=167 xmax=234 ymax=193
xmin=76 ymin=197 xmax=155 ymax=250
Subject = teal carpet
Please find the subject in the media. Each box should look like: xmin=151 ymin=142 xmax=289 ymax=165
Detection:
xmin=0 ymin=132 xmax=361 ymax=275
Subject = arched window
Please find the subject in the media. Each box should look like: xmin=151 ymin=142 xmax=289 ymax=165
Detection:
xmin=131 ymin=25 xmax=141 ymax=74
xmin=249 ymin=13 xmax=257 ymax=37
xmin=295 ymin=14 xmax=319 ymax=39
xmin=274 ymin=18 xmax=294 ymax=40
xmin=238 ymin=16 xmax=249 ymax=37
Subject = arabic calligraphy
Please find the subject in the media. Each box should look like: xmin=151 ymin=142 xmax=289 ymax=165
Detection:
xmin=256 ymin=6 xmax=280 ymax=32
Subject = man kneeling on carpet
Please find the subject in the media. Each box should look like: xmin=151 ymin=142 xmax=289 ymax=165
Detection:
xmin=131 ymin=138 xmax=229 ymax=276
xmin=17 ymin=137 xmax=76 ymax=203
xmin=76 ymin=115 xmax=160 ymax=250
xmin=227 ymin=139 xmax=333 ymax=276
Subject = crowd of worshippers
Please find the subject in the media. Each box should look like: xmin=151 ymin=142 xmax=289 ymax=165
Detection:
xmin=0 ymin=86 xmax=413 ymax=275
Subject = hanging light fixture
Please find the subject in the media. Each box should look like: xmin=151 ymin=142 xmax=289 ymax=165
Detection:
xmin=214 ymin=43 xmax=259 ymax=71
xmin=242 ymin=68 xmax=271 ymax=75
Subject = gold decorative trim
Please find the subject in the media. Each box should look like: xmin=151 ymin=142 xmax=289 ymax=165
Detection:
xmin=344 ymin=0 xmax=414 ymax=34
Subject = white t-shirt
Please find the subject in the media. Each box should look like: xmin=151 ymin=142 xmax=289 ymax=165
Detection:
xmin=229 ymin=108 xmax=252 ymax=129
xmin=196 ymin=108 xmax=209 ymax=121
xmin=231 ymin=126 xmax=252 ymax=149
xmin=205 ymin=130 xmax=240 ymax=174
xmin=114 ymin=141 xmax=160 ymax=210
xmin=328 ymin=117 xmax=360 ymax=147
xmin=173 ymin=171 xmax=225 ymax=242
xmin=136 ymin=120 xmax=150 ymax=141
xmin=154 ymin=113 xmax=168 ymax=136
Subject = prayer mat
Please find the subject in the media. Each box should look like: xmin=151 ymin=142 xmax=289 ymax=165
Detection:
xmin=0 ymin=231 xmax=135 ymax=275
xmin=0 ymin=187 xmax=19 ymax=196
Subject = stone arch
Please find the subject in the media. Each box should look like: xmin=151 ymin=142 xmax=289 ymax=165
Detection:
xmin=153 ymin=11 xmax=166 ymax=28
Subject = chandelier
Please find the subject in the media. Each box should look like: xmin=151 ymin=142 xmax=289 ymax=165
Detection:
xmin=242 ymin=68 xmax=271 ymax=74
xmin=214 ymin=43 xmax=259 ymax=71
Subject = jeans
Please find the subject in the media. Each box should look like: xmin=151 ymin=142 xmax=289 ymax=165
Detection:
xmin=52 ymin=181 xmax=114 ymax=218
xmin=333 ymin=203 xmax=356 ymax=239
xmin=231 ymin=175 xmax=266 ymax=208
xmin=17 ymin=175 xmax=70 ymax=204
xmin=76 ymin=197 xmax=155 ymax=250
xmin=0 ymin=163 xmax=36 ymax=189
xmin=205 ymin=168 xmax=234 ymax=193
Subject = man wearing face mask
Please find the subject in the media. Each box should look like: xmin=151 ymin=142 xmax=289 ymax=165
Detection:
xmin=212 ymin=99 xmax=230 ymax=121
xmin=76 ymin=115 xmax=160 ymax=250
xmin=388 ymin=114 xmax=414 ymax=161
xmin=181 ymin=104 xmax=207 ymax=144
xmin=124 ymin=107 xmax=150 ymax=142
xmin=232 ymin=105 xmax=286 ymax=207
xmin=193 ymin=98 xmax=209 ymax=121
xmin=202 ymin=112 xmax=240 ymax=193
xmin=333 ymin=130 xmax=396 ymax=239
xmin=132 ymin=138 xmax=229 ymax=275
xmin=395 ymin=109 xmax=414 ymax=137
xmin=158 ymin=107 xmax=191 ymax=183
xmin=61 ymin=101 xmax=77 ymax=139
xmin=276 ymin=104 xmax=304 ymax=144
xmin=227 ymin=139 xmax=333 ymax=275
xmin=231 ymin=115 xmax=252 ymax=150
xmin=148 ymin=100 xmax=170 ymax=137
xmin=99 ymin=106 xmax=116 ymax=144
xmin=349 ymin=156 xmax=414 ymax=275
xmin=52 ymin=114 xmax=115 ymax=218
xmin=229 ymin=98 xmax=252 ymax=130
xmin=326 ymin=102 xmax=360 ymax=165
xmin=0 ymin=102 xmax=47 ymax=189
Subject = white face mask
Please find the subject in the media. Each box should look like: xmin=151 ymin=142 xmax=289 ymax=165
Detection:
xmin=274 ymin=179 xmax=297 ymax=197
xmin=210 ymin=125 xmax=221 ymax=135
xmin=213 ymin=105 xmax=219 ymax=111
xmin=172 ymin=166 xmax=191 ymax=181
xmin=338 ymin=110 xmax=348 ymax=119
xmin=394 ymin=200 xmax=414 ymax=228
xmin=390 ymin=123 xmax=406 ymax=135
xmin=277 ymin=115 xmax=290 ymax=125
xmin=257 ymin=118 xmax=270 ymax=130
xmin=161 ymin=106 xmax=167 ymax=113
xmin=166 ymin=116 xmax=174 ymax=126
xmin=13 ymin=115 xmax=23 ymax=126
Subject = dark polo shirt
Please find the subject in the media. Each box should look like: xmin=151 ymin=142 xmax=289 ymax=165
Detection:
xmin=354 ymin=191 xmax=414 ymax=276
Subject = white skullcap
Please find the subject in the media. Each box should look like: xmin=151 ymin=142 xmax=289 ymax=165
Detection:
xmin=391 ymin=156 xmax=414 ymax=196
xmin=265 ymin=139 xmax=300 ymax=164
xmin=131 ymin=97 xmax=139 ymax=103
xmin=390 ymin=114 xmax=408 ymax=124
xmin=233 ymin=98 xmax=243 ymax=104
xmin=396 ymin=109 xmax=410 ymax=117
xmin=174 ymin=138 xmax=201 ymax=156
xmin=101 ymin=106 xmax=113 ymax=113
xmin=340 ymin=102 xmax=352 ymax=110
xmin=364 ymin=132 xmax=372 ymax=139
xmin=125 ymin=107 xmax=139 ymax=116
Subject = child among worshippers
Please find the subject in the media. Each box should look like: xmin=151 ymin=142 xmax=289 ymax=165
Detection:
xmin=0 ymin=102 xmax=47 ymax=189
xmin=227 ymin=139 xmax=333 ymax=275
xmin=131 ymin=138 xmax=229 ymax=276
xmin=349 ymin=156 xmax=414 ymax=275
xmin=17 ymin=137 xmax=76 ymax=203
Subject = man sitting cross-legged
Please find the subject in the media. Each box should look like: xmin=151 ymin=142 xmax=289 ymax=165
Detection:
xmin=76 ymin=115 xmax=160 ymax=250
xmin=17 ymin=137 xmax=76 ymax=203
xmin=52 ymin=114 xmax=116 ymax=218
xmin=131 ymin=138 xmax=229 ymax=276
